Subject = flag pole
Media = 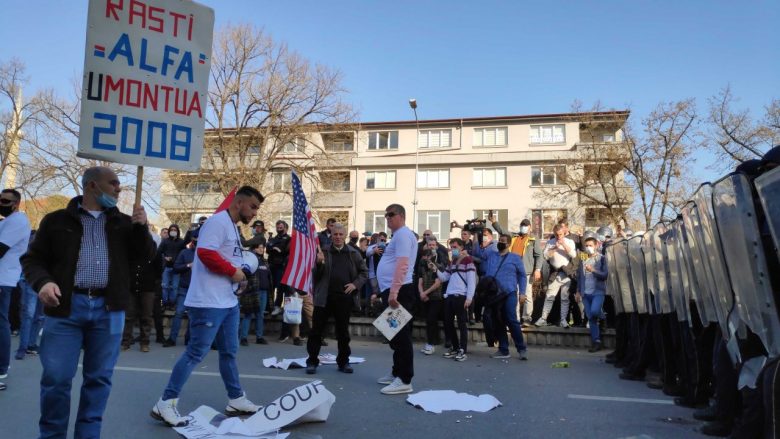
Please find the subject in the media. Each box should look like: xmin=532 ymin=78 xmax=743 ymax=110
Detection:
xmin=134 ymin=165 xmax=144 ymax=207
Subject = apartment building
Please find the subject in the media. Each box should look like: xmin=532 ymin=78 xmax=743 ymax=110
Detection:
xmin=159 ymin=110 xmax=631 ymax=240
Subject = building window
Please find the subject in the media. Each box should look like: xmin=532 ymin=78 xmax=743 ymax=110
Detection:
xmin=323 ymin=133 xmax=354 ymax=152
xmin=281 ymin=138 xmax=305 ymax=154
xmin=473 ymin=209 xmax=509 ymax=233
xmin=247 ymin=145 xmax=261 ymax=155
xmin=365 ymin=211 xmax=390 ymax=235
xmin=472 ymin=167 xmax=507 ymax=188
xmin=473 ymin=127 xmax=507 ymax=147
xmin=272 ymin=171 xmax=292 ymax=191
xmin=602 ymin=134 xmax=615 ymax=143
xmin=366 ymin=170 xmax=396 ymax=190
xmin=417 ymin=169 xmax=450 ymax=189
xmin=418 ymin=129 xmax=452 ymax=148
xmin=531 ymin=209 xmax=568 ymax=239
xmin=530 ymin=124 xmax=566 ymax=144
xmin=585 ymin=208 xmax=612 ymax=229
xmin=187 ymin=181 xmax=217 ymax=193
xmin=416 ymin=210 xmax=450 ymax=241
xmin=531 ymin=166 xmax=566 ymax=186
xmin=317 ymin=210 xmax=349 ymax=226
xmin=320 ymin=171 xmax=350 ymax=191
xmin=368 ymin=131 xmax=399 ymax=150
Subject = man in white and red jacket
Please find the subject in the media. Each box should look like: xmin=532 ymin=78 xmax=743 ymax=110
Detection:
xmin=151 ymin=186 xmax=265 ymax=427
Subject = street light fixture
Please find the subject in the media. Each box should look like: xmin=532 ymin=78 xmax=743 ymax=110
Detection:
xmin=409 ymin=99 xmax=419 ymax=225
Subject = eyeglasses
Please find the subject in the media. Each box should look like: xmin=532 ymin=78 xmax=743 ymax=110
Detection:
xmin=384 ymin=212 xmax=396 ymax=218
xmin=0 ymin=198 xmax=15 ymax=205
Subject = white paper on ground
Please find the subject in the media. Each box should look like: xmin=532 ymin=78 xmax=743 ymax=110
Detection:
xmin=406 ymin=390 xmax=502 ymax=414
xmin=263 ymin=354 xmax=366 ymax=370
xmin=372 ymin=305 xmax=413 ymax=340
xmin=173 ymin=381 xmax=334 ymax=438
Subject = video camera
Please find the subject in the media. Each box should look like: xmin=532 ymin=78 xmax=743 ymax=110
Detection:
xmin=450 ymin=209 xmax=492 ymax=234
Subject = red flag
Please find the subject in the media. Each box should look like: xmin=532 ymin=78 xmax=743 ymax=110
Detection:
xmin=281 ymin=172 xmax=319 ymax=294
xmin=214 ymin=187 xmax=237 ymax=213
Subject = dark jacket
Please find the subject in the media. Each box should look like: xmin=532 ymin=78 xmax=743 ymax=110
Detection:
xmin=318 ymin=230 xmax=332 ymax=249
xmin=242 ymin=233 xmax=267 ymax=248
xmin=312 ymin=244 xmax=368 ymax=308
xmin=21 ymin=196 xmax=156 ymax=317
xmin=131 ymin=251 xmax=163 ymax=293
xmin=158 ymin=237 xmax=186 ymax=267
xmin=173 ymin=246 xmax=196 ymax=289
xmin=247 ymin=254 xmax=273 ymax=292
xmin=267 ymin=232 xmax=291 ymax=266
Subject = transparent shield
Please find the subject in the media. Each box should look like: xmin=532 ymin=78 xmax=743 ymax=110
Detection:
xmin=612 ymin=238 xmax=635 ymax=313
xmin=665 ymin=223 xmax=691 ymax=323
xmin=681 ymin=203 xmax=719 ymax=325
xmin=605 ymin=243 xmax=625 ymax=314
xmin=641 ymin=230 xmax=660 ymax=315
xmin=652 ymin=223 xmax=673 ymax=314
xmin=712 ymin=173 xmax=780 ymax=358
xmin=755 ymin=167 xmax=780 ymax=263
xmin=627 ymin=235 xmax=648 ymax=314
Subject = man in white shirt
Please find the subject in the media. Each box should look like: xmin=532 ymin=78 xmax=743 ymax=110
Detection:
xmin=535 ymin=224 xmax=577 ymax=328
xmin=152 ymin=186 xmax=265 ymax=427
xmin=0 ymin=189 xmax=31 ymax=388
xmin=375 ymin=204 xmax=418 ymax=395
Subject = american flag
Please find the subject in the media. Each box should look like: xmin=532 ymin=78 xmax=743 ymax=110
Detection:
xmin=281 ymin=172 xmax=319 ymax=294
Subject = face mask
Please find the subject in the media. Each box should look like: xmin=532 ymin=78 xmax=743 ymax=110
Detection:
xmin=349 ymin=237 xmax=358 ymax=245
xmin=169 ymin=231 xmax=178 ymax=239
xmin=0 ymin=205 xmax=14 ymax=217
xmin=520 ymin=226 xmax=529 ymax=234
xmin=96 ymin=191 xmax=118 ymax=209
xmin=585 ymin=247 xmax=595 ymax=255
xmin=497 ymin=242 xmax=507 ymax=252
xmin=451 ymin=249 xmax=460 ymax=258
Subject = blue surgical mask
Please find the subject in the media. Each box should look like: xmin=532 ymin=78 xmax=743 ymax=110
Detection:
xmin=451 ymin=249 xmax=460 ymax=258
xmin=96 ymin=191 xmax=118 ymax=209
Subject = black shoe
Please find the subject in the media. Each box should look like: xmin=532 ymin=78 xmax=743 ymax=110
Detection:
xmin=240 ymin=339 xmax=249 ymax=347
xmin=305 ymin=364 xmax=317 ymax=375
xmin=382 ymin=339 xmax=390 ymax=344
xmin=587 ymin=342 xmax=603 ymax=353
xmin=646 ymin=375 xmax=664 ymax=389
xmin=674 ymin=397 xmax=707 ymax=409
xmin=619 ymin=372 xmax=644 ymax=381
xmin=693 ymin=404 xmax=717 ymax=422
xmin=293 ymin=338 xmax=303 ymax=346
xmin=256 ymin=337 xmax=268 ymax=345
xmin=155 ymin=337 xmax=165 ymax=344
xmin=663 ymin=385 xmax=684 ymax=397
xmin=700 ymin=420 xmax=732 ymax=437
xmin=605 ymin=356 xmax=617 ymax=364
xmin=162 ymin=339 xmax=176 ymax=348
xmin=338 ymin=365 xmax=354 ymax=374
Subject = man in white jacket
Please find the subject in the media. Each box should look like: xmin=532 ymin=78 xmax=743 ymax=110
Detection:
xmin=535 ymin=224 xmax=577 ymax=328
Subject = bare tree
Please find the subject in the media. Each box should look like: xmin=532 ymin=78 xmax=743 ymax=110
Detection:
xmin=705 ymin=85 xmax=779 ymax=168
xmin=162 ymin=24 xmax=357 ymax=223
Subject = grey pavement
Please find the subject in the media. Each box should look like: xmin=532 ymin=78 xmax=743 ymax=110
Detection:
xmin=1 ymin=335 xmax=707 ymax=439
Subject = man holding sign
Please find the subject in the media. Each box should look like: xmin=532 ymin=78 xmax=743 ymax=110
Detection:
xmin=22 ymin=166 xmax=156 ymax=438
xmin=375 ymin=204 xmax=418 ymax=395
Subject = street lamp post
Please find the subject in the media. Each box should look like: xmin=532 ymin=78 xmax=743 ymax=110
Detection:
xmin=409 ymin=98 xmax=419 ymax=226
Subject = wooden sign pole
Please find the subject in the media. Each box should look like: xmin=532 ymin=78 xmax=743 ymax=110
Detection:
xmin=135 ymin=165 xmax=144 ymax=207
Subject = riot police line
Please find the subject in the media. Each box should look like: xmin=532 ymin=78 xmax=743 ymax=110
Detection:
xmin=602 ymin=150 xmax=780 ymax=438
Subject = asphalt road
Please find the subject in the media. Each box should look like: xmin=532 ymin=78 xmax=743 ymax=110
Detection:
xmin=1 ymin=335 xmax=707 ymax=439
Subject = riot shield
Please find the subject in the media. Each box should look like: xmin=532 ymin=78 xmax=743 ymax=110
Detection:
xmin=641 ymin=229 xmax=660 ymax=315
xmin=651 ymin=223 xmax=673 ymax=314
xmin=755 ymin=166 xmax=780 ymax=263
xmin=627 ymin=235 xmax=649 ymax=314
xmin=712 ymin=173 xmax=780 ymax=358
xmin=612 ymin=238 xmax=635 ymax=313
xmin=605 ymin=242 xmax=625 ymax=314
xmin=665 ymin=222 xmax=691 ymax=323
xmin=681 ymin=203 xmax=719 ymax=326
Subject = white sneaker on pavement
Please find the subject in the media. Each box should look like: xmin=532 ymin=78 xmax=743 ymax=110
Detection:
xmin=518 ymin=349 xmax=528 ymax=361
xmin=380 ymin=377 xmax=413 ymax=395
xmin=151 ymin=398 xmax=189 ymax=427
xmin=270 ymin=307 xmax=282 ymax=317
xmin=225 ymin=392 xmax=262 ymax=416
xmin=377 ymin=373 xmax=395 ymax=385
xmin=420 ymin=344 xmax=434 ymax=355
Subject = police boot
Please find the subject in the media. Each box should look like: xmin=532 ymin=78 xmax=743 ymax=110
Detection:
xmin=699 ymin=420 xmax=732 ymax=437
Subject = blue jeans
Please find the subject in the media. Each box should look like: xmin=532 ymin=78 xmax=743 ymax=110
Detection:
xmin=18 ymin=279 xmax=45 ymax=353
xmin=161 ymin=268 xmax=180 ymax=305
xmin=239 ymin=290 xmax=267 ymax=339
xmin=497 ymin=292 xmax=527 ymax=354
xmin=163 ymin=305 xmax=242 ymax=400
xmin=167 ymin=288 xmax=188 ymax=343
xmin=582 ymin=294 xmax=605 ymax=343
xmin=0 ymin=285 xmax=14 ymax=374
xmin=39 ymin=294 xmax=125 ymax=439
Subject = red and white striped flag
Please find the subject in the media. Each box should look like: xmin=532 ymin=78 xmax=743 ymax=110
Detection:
xmin=281 ymin=172 xmax=319 ymax=294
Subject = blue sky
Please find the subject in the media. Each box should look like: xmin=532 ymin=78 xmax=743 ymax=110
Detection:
xmin=1 ymin=0 xmax=778 ymax=182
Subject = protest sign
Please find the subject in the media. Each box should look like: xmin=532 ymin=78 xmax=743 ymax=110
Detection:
xmin=78 ymin=0 xmax=214 ymax=171
xmin=372 ymin=305 xmax=413 ymax=340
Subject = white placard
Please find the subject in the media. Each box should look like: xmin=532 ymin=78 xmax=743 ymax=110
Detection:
xmin=78 ymin=0 xmax=214 ymax=171
xmin=372 ymin=305 xmax=413 ymax=340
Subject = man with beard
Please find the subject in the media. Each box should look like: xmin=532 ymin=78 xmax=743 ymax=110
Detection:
xmin=151 ymin=186 xmax=265 ymax=427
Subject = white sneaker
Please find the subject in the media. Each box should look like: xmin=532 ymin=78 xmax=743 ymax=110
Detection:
xmin=377 ymin=373 xmax=395 ymax=385
xmin=454 ymin=349 xmax=467 ymax=362
xmin=270 ymin=307 xmax=282 ymax=317
xmin=534 ymin=318 xmax=548 ymax=327
xmin=380 ymin=377 xmax=413 ymax=395
xmin=225 ymin=392 xmax=262 ymax=416
xmin=560 ymin=321 xmax=570 ymax=329
xmin=420 ymin=344 xmax=434 ymax=355
xmin=151 ymin=398 xmax=189 ymax=427
xmin=518 ymin=349 xmax=528 ymax=361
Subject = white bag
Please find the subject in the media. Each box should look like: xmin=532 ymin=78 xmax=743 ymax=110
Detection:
xmin=283 ymin=294 xmax=303 ymax=324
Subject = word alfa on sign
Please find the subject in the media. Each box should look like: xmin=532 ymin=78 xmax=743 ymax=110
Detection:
xmin=78 ymin=0 xmax=214 ymax=171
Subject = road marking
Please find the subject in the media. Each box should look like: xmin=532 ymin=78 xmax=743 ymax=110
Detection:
xmin=103 ymin=365 xmax=312 ymax=382
xmin=567 ymin=394 xmax=674 ymax=405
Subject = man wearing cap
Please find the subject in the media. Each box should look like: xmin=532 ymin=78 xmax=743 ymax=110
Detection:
xmin=242 ymin=220 xmax=267 ymax=248
xmin=489 ymin=215 xmax=542 ymax=326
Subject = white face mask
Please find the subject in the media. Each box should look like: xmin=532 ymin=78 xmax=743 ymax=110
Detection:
xmin=585 ymin=246 xmax=595 ymax=255
xmin=519 ymin=226 xmax=529 ymax=234
xmin=169 ymin=231 xmax=178 ymax=239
